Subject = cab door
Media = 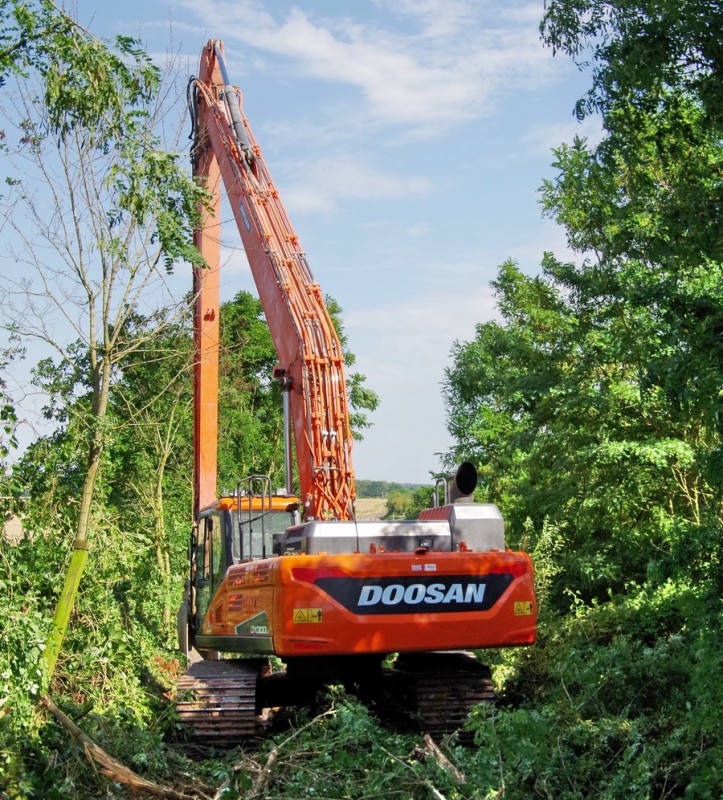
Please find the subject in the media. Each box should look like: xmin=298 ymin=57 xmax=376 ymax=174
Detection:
xmin=195 ymin=511 xmax=228 ymax=631
xmin=195 ymin=516 xmax=212 ymax=629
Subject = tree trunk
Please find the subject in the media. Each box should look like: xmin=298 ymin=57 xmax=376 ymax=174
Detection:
xmin=43 ymin=359 xmax=111 ymax=686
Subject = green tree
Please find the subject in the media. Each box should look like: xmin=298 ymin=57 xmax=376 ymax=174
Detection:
xmin=383 ymin=485 xmax=434 ymax=520
xmin=442 ymin=2 xmax=722 ymax=796
xmin=355 ymin=479 xmax=388 ymax=498
xmin=217 ymin=291 xmax=379 ymax=494
xmin=216 ymin=291 xmax=286 ymax=491
xmin=541 ymin=0 xmax=723 ymax=123
xmin=385 ymin=489 xmax=413 ymax=519
xmin=105 ymin=316 xmax=194 ymax=629
xmin=0 ymin=342 xmax=20 ymax=492
xmin=10 ymin=287 xmax=376 ymax=667
xmin=0 ymin=3 xmax=205 ymax=684
xmin=445 ymin=1 xmax=722 ymax=600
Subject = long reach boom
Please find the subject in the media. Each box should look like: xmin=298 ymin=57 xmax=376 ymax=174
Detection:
xmin=190 ymin=41 xmax=355 ymax=521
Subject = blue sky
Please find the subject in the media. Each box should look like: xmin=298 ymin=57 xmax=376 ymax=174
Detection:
xmin=66 ymin=1 xmax=599 ymax=483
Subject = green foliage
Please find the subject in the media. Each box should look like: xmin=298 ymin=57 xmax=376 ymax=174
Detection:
xmin=0 ymin=534 xmax=59 ymax=797
xmin=445 ymin=252 xmax=721 ymax=604
xmin=441 ymin=2 xmax=723 ymax=797
xmin=2 ymin=284 xmax=377 ymax=795
xmin=385 ymin=485 xmax=435 ymax=519
xmin=0 ymin=522 xmax=188 ymax=798
xmin=355 ymin=479 xmax=420 ymax=498
xmin=0 ymin=342 xmax=21 ymax=516
xmin=385 ymin=488 xmax=414 ymax=519
xmin=465 ymin=580 xmax=723 ymax=799
xmin=0 ymin=0 xmax=207 ymax=691
xmin=222 ymin=690 xmax=477 ymax=799
xmin=217 ymin=291 xmax=284 ymax=490
xmin=1 ymin=2 xmax=155 ymax=128
xmin=541 ymin=0 xmax=723 ymax=124
xmin=6 ymin=2 xmax=721 ymax=798
xmin=1 ymin=2 xmax=206 ymax=264
xmin=217 ymin=291 xmax=378 ymax=492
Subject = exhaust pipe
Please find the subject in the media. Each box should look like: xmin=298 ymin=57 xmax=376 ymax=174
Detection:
xmin=448 ymin=461 xmax=478 ymax=504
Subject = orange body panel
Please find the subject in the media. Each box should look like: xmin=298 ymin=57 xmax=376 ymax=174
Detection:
xmin=201 ymin=550 xmax=536 ymax=656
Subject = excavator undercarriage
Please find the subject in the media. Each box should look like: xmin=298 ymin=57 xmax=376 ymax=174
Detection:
xmin=176 ymin=652 xmax=495 ymax=748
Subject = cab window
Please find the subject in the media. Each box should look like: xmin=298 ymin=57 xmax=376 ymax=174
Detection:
xmin=232 ymin=509 xmax=294 ymax=562
xmin=195 ymin=516 xmax=213 ymax=624
xmin=210 ymin=513 xmax=224 ymax=592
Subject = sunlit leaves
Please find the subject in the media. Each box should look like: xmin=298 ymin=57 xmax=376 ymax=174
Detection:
xmin=2 ymin=1 xmax=206 ymax=274
xmin=541 ymin=1 xmax=723 ymax=123
xmin=442 ymin=5 xmax=722 ymax=795
xmin=1 ymin=1 xmax=157 ymax=136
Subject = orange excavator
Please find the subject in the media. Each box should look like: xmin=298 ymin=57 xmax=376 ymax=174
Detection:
xmin=176 ymin=40 xmax=536 ymax=745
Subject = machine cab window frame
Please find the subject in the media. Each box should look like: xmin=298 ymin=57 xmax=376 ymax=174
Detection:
xmin=195 ymin=510 xmax=229 ymax=624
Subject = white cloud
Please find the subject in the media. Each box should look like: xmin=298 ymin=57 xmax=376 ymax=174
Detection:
xmin=178 ymin=0 xmax=565 ymax=134
xmin=280 ymin=153 xmax=433 ymax=214
xmin=372 ymin=0 xmax=478 ymax=39
xmin=406 ymin=222 xmax=430 ymax=238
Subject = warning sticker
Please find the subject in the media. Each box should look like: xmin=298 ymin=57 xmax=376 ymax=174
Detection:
xmin=513 ymin=601 xmax=534 ymax=616
xmin=293 ymin=608 xmax=323 ymax=624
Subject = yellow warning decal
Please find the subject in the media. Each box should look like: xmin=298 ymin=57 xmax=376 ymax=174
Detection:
xmin=293 ymin=608 xmax=323 ymax=624
xmin=514 ymin=601 xmax=534 ymax=616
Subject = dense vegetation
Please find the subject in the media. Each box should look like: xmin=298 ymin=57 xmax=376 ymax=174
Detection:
xmin=0 ymin=1 xmax=721 ymax=798
xmin=441 ymin=1 xmax=722 ymax=795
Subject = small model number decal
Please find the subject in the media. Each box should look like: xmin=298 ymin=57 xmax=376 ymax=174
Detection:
xmin=514 ymin=601 xmax=534 ymax=616
xmin=234 ymin=611 xmax=270 ymax=636
xmin=293 ymin=608 xmax=323 ymax=624
xmin=250 ymin=625 xmax=269 ymax=634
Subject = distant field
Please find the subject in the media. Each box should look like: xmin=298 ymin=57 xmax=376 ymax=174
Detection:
xmin=354 ymin=497 xmax=388 ymax=520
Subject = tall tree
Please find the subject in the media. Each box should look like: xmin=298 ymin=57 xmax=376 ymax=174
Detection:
xmin=106 ymin=315 xmax=194 ymax=628
xmin=0 ymin=2 xmax=205 ymax=682
xmin=541 ymin=0 xmax=723 ymax=123
xmin=217 ymin=291 xmax=379 ymax=494
xmin=538 ymin=0 xmax=722 ymax=536
xmin=445 ymin=0 xmax=721 ymax=593
xmin=441 ymin=3 xmax=722 ymax=794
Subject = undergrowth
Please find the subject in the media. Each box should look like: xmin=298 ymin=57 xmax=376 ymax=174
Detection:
xmin=2 ymin=511 xmax=722 ymax=799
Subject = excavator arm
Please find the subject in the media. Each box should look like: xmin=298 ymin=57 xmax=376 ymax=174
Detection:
xmin=190 ymin=40 xmax=355 ymax=521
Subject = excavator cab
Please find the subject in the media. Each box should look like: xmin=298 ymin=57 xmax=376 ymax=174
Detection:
xmin=179 ymin=477 xmax=300 ymax=657
xmin=232 ymin=475 xmax=300 ymax=561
